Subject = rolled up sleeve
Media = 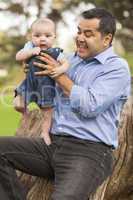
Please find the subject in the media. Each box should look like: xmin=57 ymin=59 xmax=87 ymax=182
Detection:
xmin=70 ymin=67 xmax=130 ymax=118
xmin=70 ymin=85 xmax=100 ymax=118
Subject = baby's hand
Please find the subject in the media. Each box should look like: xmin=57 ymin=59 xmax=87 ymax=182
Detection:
xmin=32 ymin=47 xmax=41 ymax=56
xmin=41 ymin=132 xmax=52 ymax=145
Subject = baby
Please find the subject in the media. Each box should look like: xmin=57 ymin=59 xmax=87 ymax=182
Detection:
xmin=14 ymin=18 xmax=69 ymax=145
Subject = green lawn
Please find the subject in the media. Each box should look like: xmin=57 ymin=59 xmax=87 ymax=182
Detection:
xmin=0 ymin=95 xmax=21 ymax=136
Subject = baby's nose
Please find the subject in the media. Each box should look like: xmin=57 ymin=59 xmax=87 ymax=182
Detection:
xmin=40 ymin=36 xmax=47 ymax=41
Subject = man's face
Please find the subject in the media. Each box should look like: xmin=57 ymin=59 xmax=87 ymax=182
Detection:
xmin=75 ymin=18 xmax=111 ymax=59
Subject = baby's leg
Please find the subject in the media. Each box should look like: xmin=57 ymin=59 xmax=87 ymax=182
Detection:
xmin=36 ymin=73 xmax=55 ymax=145
xmin=41 ymin=107 xmax=53 ymax=145
xmin=13 ymin=79 xmax=29 ymax=115
xmin=13 ymin=94 xmax=25 ymax=114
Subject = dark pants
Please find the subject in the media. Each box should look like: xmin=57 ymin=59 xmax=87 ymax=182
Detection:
xmin=0 ymin=135 xmax=114 ymax=200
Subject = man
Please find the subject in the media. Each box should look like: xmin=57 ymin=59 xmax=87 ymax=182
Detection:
xmin=0 ymin=8 xmax=131 ymax=200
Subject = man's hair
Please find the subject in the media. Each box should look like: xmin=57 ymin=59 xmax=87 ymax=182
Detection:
xmin=81 ymin=8 xmax=116 ymax=39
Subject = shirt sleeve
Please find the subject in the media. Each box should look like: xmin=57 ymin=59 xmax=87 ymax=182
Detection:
xmin=57 ymin=52 xmax=66 ymax=61
xmin=70 ymin=64 xmax=131 ymax=118
xmin=23 ymin=41 xmax=34 ymax=50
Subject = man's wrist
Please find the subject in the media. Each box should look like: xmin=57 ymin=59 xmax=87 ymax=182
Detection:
xmin=54 ymin=74 xmax=74 ymax=96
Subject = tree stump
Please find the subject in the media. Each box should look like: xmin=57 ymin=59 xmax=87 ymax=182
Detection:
xmin=16 ymin=97 xmax=133 ymax=200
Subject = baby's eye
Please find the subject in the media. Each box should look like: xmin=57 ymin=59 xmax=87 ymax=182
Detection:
xmin=34 ymin=34 xmax=40 ymax=37
xmin=46 ymin=34 xmax=52 ymax=37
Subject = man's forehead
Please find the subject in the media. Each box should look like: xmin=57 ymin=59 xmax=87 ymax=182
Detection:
xmin=78 ymin=18 xmax=100 ymax=29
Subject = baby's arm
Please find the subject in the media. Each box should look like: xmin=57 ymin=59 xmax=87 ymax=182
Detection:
xmin=16 ymin=47 xmax=41 ymax=61
xmin=50 ymin=58 xmax=69 ymax=77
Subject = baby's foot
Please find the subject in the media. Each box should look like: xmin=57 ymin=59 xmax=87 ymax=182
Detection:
xmin=41 ymin=132 xmax=51 ymax=145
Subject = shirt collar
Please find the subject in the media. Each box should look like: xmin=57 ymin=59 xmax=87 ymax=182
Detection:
xmin=94 ymin=46 xmax=117 ymax=64
xmin=74 ymin=46 xmax=117 ymax=64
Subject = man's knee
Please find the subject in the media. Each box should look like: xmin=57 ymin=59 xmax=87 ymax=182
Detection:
xmin=0 ymin=137 xmax=12 ymax=153
xmin=51 ymin=193 xmax=84 ymax=200
xmin=51 ymin=186 xmax=88 ymax=200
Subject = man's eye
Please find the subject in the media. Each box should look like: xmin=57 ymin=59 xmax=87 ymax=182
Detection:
xmin=77 ymin=31 xmax=81 ymax=34
xmin=85 ymin=32 xmax=93 ymax=38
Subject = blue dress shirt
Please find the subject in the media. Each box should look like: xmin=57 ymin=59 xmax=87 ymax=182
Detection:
xmin=51 ymin=47 xmax=131 ymax=148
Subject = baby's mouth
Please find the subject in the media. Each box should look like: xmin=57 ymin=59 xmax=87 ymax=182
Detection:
xmin=40 ymin=44 xmax=48 ymax=49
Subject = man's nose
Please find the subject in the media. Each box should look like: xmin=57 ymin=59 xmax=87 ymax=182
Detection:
xmin=77 ymin=33 xmax=85 ymax=41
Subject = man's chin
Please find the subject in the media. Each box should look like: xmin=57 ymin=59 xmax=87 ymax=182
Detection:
xmin=77 ymin=52 xmax=89 ymax=59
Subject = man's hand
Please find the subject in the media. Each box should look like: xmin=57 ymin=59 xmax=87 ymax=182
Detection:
xmin=33 ymin=52 xmax=60 ymax=77
xmin=23 ymin=62 xmax=29 ymax=73
xmin=34 ymin=52 xmax=74 ymax=96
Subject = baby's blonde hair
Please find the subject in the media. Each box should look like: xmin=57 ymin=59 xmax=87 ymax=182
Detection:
xmin=31 ymin=17 xmax=56 ymax=32
xmin=26 ymin=17 xmax=56 ymax=41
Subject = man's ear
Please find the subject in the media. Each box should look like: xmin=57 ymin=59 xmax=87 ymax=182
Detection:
xmin=104 ymin=33 xmax=112 ymax=47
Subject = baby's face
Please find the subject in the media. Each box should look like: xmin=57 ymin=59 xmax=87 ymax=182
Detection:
xmin=31 ymin=22 xmax=56 ymax=50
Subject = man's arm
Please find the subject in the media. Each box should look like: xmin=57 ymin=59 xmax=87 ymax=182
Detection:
xmin=34 ymin=53 xmax=131 ymax=118
xmin=69 ymin=67 xmax=130 ymax=118
xmin=55 ymin=74 xmax=73 ymax=96
xmin=50 ymin=58 xmax=70 ymax=77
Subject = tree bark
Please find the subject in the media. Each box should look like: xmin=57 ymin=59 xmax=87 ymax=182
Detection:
xmin=16 ymin=97 xmax=133 ymax=200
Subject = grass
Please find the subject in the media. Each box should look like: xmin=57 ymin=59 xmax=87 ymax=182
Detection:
xmin=0 ymin=94 xmax=38 ymax=136
xmin=0 ymin=95 xmax=21 ymax=136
